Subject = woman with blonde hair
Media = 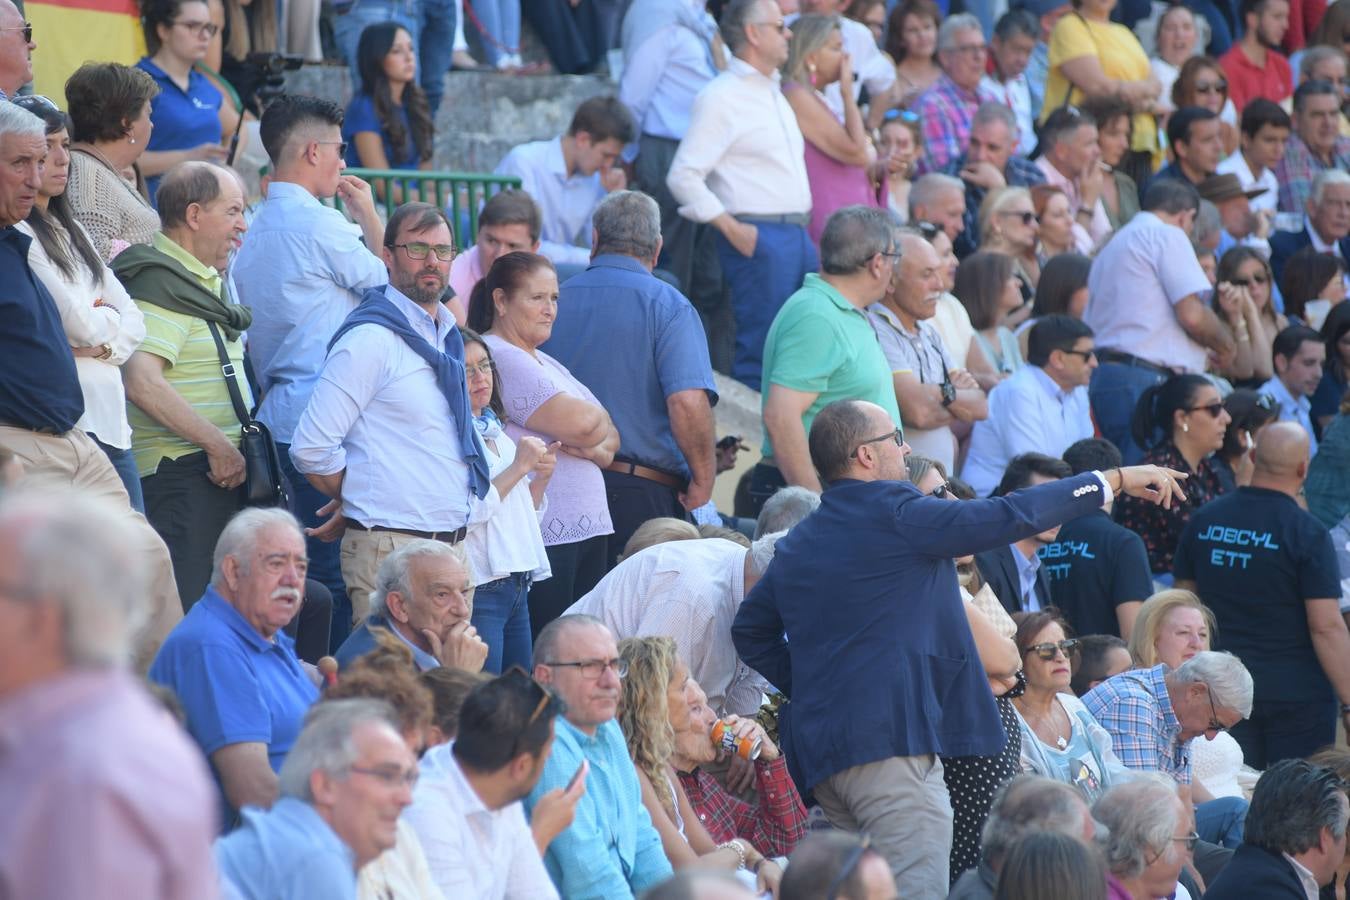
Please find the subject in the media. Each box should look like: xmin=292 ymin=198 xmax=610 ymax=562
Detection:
xmin=1126 ymin=588 xmax=1217 ymax=669
xmin=979 ymin=186 xmax=1042 ymax=291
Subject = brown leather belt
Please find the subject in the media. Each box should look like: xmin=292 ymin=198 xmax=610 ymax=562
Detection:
xmin=603 ymin=459 xmax=686 ymax=490
xmin=347 ymin=520 xmax=467 ymax=544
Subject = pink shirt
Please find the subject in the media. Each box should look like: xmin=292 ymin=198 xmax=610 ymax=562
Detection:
xmin=0 ymin=670 xmax=220 ymax=900
xmin=1036 ymin=156 xmax=1112 ymax=252
xmin=449 ymin=244 xmax=485 ymax=315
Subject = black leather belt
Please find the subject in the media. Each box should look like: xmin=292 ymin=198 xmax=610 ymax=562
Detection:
xmin=1096 ymin=349 xmax=1177 ymax=376
xmin=347 ymin=521 xmax=467 ymax=544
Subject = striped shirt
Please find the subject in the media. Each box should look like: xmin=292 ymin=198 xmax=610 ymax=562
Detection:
xmin=1083 ymin=664 xmax=1191 ymax=784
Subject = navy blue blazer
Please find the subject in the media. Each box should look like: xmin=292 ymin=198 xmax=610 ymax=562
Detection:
xmin=974 ymin=544 xmax=1051 ymax=614
xmin=1270 ymin=227 xmax=1350 ymax=287
xmin=731 ymin=472 xmax=1109 ymax=792
xmin=1204 ymin=844 xmax=1308 ymax=900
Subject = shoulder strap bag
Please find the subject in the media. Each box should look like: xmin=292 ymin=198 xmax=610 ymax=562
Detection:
xmin=207 ymin=321 xmax=288 ymax=508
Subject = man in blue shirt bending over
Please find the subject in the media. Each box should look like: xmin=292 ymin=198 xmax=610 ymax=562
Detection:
xmin=732 ymin=398 xmax=1190 ymax=897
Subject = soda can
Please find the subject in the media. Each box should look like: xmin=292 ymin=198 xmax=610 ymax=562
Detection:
xmin=711 ymin=719 xmax=762 ymax=761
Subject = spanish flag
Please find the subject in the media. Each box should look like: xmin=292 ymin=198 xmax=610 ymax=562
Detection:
xmin=26 ymin=0 xmax=144 ymax=97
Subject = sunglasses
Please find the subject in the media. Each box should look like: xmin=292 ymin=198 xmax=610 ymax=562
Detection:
xmin=1 ymin=21 xmax=32 ymax=43
xmin=884 ymin=108 xmax=920 ymax=123
xmin=1193 ymin=80 xmax=1228 ymax=94
xmin=1185 ymin=401 xmax=1225 ymax=418
xmin=850 ymin=427 xmax=905 ymax=458
xmin=1060 ymin=348 xmax=1096 ymax=361
xmin=930 ymin=481 xmax=951 ymax=499
xmin=1024 ymin=639 xmax=1079 ymax=660
xmin=999 ymin=210 xmax=1037 ymax=226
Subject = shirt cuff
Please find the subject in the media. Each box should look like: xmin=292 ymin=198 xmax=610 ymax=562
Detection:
xmin=1091 ymin=470 xmax=1115 ymax=506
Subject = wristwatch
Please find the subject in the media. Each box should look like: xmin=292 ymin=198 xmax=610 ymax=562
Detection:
xmin=940 ymin=380 xmax=956 ymax=407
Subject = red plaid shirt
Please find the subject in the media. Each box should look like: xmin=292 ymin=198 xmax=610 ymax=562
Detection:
xmin=675 ymin=756 xmax=807 ymax=858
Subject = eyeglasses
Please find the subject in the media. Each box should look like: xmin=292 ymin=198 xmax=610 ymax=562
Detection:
xmin=465 ymin=360 xmax=495 ymax=378
xmin=1230 ymin=273 xmax=1268 ymax=287
xmin=1060 ymin=348 xmax=1097 ymax=361
xmin=915 ymin=220 xmax=941 ymax=241
xmin=1024 ymin=639 xmax=1080 ymax=660
xmin=543 ymin=657 xmax=629 ymax=679
xmin=1 ymin=22 xmax=33 ymax=43
xmin=930 ymin=481 xmax=951 ymax=498
xmin=825 ymin=835 xmax=872 ymax=900
xmin=1193 ymin=79 xmax=1228 ymax=94
xmin=315 ymin=139 xmax=348 ymax=157
xmin=394 ymin=242 xmax=457 ymax=261
xmin=879 ymin=249 xmax=903 ymax=263
xmin=999 ymin=210 xmax=1037 ymax=226
xmin=171 ymin=19 xmax=220 ymax=37
xmin=948 ymin=42 xmax=987 ymax=56
xmin=849 ymin=427 xmax=905 ymax=458
xmin=1185 ymin=401 xmax=1225 ymax=418
xmin=1146 ymin=830 xmax=1200 ymax=866
xmin=1205 ymin=685 xmax=1227 ymax=733
xmin=349 ymin=764 xmax=419 ymax=789
xmin=11 ymin=94 xmax=60 ymax=115
xmin=884 ymin=108 xmax=920 ymax=123
xmin=751 ymin=18 xmax=787 ymax=33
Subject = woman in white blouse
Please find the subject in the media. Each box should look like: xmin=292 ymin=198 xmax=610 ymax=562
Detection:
xmin=15 ymin=95 xmax=147 ymax=511
xmin=461 ymin=328 xmax=556 ymax=673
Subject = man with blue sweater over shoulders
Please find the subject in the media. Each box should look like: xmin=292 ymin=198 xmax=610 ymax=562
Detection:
xmin=731 ymin=398 xmax=1190 ymax=897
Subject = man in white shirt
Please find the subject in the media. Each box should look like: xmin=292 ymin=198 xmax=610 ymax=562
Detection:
xmin=1216 ymin=98 xmax=1290 ymax=219
xmin=1259 ymin=324 xmax=1326 ymax=458
xmin=1085 ymin=178 xmax=1235 ymax=463
xmin=404 ymin=670 xmax=570 ymax=900
xmin=493 ymin=96 xmax=636 ymax=274
xmin=290 ymin=203 xmax=497 ymax=626
xmin=667 ymin=0 xmax=818 ymax=390
xmin=233 ymin=94 xmax=388 ymax=640
xmin=964 ymin=316 xmax=1096 ymax=497
xmin=981 ymin=9 xmax=1038 ymax=157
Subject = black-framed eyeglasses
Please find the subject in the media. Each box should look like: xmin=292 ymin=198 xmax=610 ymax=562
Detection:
xmin=849 ymin=427 xmax=905 ymax=458
xmin=1024 ymin=639 xmax=1079 ymax=660
xmin=315 ymin=139 xmax=348 ymax=157
xmin=1 ymin=21 xmax=33 ymax=43
xmin=1185 ymin=401 xmax=1225 ymax=418
xmin=11 ymin=94 xmax=59 ymax=115
xmin=751 ymin=17 xmax=787 ymax=32
xmin=879 ymin=248 xmax=903 ymax=263
xmin=394 ymin=242 xmax=457 ymax=261
xmin=999 ymin=209 xmax=1037 ymax=226
xmin=1205 ymin=685 xmax=1227 ymax=733
xmin=464 ymin=359 xmax=495 ymax=378
xmin=825 ymin=835 xmax=872 ymax=900
xmin=348 ymin=764 xmax=420 ymax=789
xmin=542 ymin=657 xmax=628 ymax=680
xmin=930 ymin=481 xmax=951 ymax=499
xmin=1060 ymin=348 xmax=1097 ymax=361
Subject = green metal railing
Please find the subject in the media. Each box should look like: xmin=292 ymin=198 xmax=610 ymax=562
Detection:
xmin=329 ymin=169 xmax=523 ymax=245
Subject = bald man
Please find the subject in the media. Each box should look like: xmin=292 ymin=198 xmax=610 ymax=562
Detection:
xmin=1174 ymin=421 xmax=1350 ymax=768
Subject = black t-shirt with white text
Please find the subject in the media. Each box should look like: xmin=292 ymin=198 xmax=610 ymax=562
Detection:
xmin=1038 ymin=510 xmax=1153 ymax=638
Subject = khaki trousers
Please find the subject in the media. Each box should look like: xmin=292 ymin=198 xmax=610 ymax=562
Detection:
xmin=339 ymin=528 xmax=424 ymax=626
xmin=0 ymin=426 xmax=183 ymax=671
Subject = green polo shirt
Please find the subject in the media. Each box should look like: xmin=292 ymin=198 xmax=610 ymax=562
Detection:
xmin=128 ymin=233 xmax=250 ymax=476
xmin=760 ymin=273 xmax=901 ymax=459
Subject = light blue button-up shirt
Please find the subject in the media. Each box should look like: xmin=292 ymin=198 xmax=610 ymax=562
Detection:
xmin=619 ymin=18 xmax=717 ymax=144
xmin=1260 ymin=374 xmax=1319 ymax=457
xmin=494 ymin=137 xmax=605 ymax=268
xmin=215 ymin=797 xmax=356 ymax=900
xmin=232 ymin=181 xmax=388 ymax=443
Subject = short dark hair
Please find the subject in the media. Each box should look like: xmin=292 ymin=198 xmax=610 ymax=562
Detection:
xmin=258 ymin=93 xmax=345 ymax=165
xmin=384 ymin=202 xmax=452 ymax=248
xmin=720 ymin=0 xmax=763 ymax=53
xmin=567 ymin=95 xmax=636 ymax=145
xmin=1241 ymin=0 xmax=1285 ymax=20
xmin=453 ymin=670 xmax=563 ymax=772
xmin=884 ymin=0 xmax=941 ymax=63
xmin=808 ymin=400 xmax=876 ymax=484
xmin=1218 ymin=388 xmax=1279 ymax=461
xmin=1031 ymin=253 xmax=1092 ymax=319
xmin=1280 ymin=246 xmax=1346 ymax=323
xmin=65 ymin=62 xmax=160 ymax=144
xmin=994 ymin=7 xmax=1039 ymax=41
xmin=1272 ymin=323 xmax=1323 ymax=366
xmin=1245 ymin=759 xmax=1349 ymax=856
xmin=995 ymin=453 xmax=1072 ymax=496
xmin=479 ymin=189 xmax=542 ymax=243
xmin=780 ymin=832 xmax=885 ymax=900
xmin=1294 ymin=78 xmax=1341 ymax=114
xmin=1027 ymin=315 xmax=1094 ymax=367
xmin=954 ymin=250 xmax=1016 ymax=330
xmin=1079 ymin=94 xmax=1132 ymax=133
xmin=1239 ymin=97 xmax=1292 ymax=138
xmin=157 ymin=162 xmax=227 ymax=230
xmin=419 ymin=667 xmax=489 ymax=739
xmin=1167 ymin=106 xmax=1218 ymax=148
xmin=1141 ymin=178 xmax=1201 ymax=215
xmin=1071 ymin=634 xmax=1128 ymax=696
xmin=1039 ymin=105 xmax=1093 ymax=153
xmin=1062 ymin=437 xmax=1122 ymax=475
xmin=1012 ymin=607 xmax=1077 ymax=656
xmin=139 ymin=0 xmax=200 ymax=53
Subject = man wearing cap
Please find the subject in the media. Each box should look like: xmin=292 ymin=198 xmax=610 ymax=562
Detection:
xmin=1199 ymin=173 xmax=1271 ymax=257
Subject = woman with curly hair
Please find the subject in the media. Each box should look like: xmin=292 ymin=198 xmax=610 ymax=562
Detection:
xmin=344 ymin=21 xmax=435 ymax=197
xmin=616 ymin=636 xmax=784 ymax=895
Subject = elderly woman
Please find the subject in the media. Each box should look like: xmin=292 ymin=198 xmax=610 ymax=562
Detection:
xmin=14 ymin=95 xmax=148 ymax=511
xmin=1150 ymin=4 xmax=1202 ymax=117
xmin=1170 ymin=56 xmax=1240 ymax=156
xmin=1093 ymin=774 xmax=1193 ymax=900
xmin=468 ymin=252 xmax=618 ymax=638
xmin=616 ymin=637 xmax=785 ymax=895
xmin=64 ymin=62 xmax=162 ymax=260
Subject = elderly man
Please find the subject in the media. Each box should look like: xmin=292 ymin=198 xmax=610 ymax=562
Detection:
xmin=1270 ymin=169 xmax=1350 ymax=284
xmin=981 ymin=11 xmax=1039 ymax=158
xmin=944 ymin=103 xmax=1046 ymax=256
xmin=948 ymin=775 xmax=1096 ymax=900
xmin=1258 ymin=325 xmax=1327 ymax=453
xmin=908 ymin=173 xmax=967 ymax=243
xmin=405 ymin=670 xmax=568 ymax=899
xmin=527 ymin=615 xmax=672 ymax=896
xmin=334 ymin=539 xmax=487 ymax=672
xmin=1085 ymin=179 xmax=1235 ymax=463
xmin=216 ymin=699 xmax=417 ymax=899
xmin=668 ymin=0 xmax=817 ymax=390
xmin=753 ymin=206 xmax=900 ymax=505
xmin=0 ymin=490 xmax=217 ymax=899
xmin=1175 ymin=422 xmax=1350 ymax=766
xmin=914 ymin=14 xmax=995 ymax=175
xmin=446 ymin=189 xmax=541 ymax=321
xmin=1284 ymin=46 xmax=1350 ymax=139
xmin=291 ymin=203 xmax=495 ymax=627
xmin=0 ymin=0 xmax=34 ymax=99
xmin=1206 ymin=759 xmax=1350 ymax=899
xmin=1275 ymin=79 xmax=1350 ymax=213
xmin=866 ymin=229 xmax=986 ymax=473
xmin=1198 ymin=172 xmax=1268 ymax=252
xmin=150 ymin=508 xmax=320 ymax=822
xmin=779 ymin=833 xmax=899 ymax=900
xmin=733 ymin=397 xmax=1189 ymax=894
xmin=1219 ymin=0 xmax=1294 ymax=111
xmin=1036 ymin=105 xmax=1111 ymax=250
xmin=1156 ymin=107 xmax=1227 ymax=189
xmin=0 ymin=98 xmax=181 ymax=669
xmin=233 ymin=94 xmax=387 ymax=641
xmin=1093 ymin=774 xmax=1195 ymax=900
xmin=115 ymin=162 xmax=250 ymax=607
xmin=543 ymin=190 xmax=718 ymax=561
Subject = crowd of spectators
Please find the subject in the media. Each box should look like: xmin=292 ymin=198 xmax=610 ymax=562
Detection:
xmin=6 ymin=0 xmax=1350 ymax=896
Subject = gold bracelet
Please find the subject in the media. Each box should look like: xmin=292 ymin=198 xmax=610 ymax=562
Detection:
xmin=718 ymin=840 xmax=747 ymax=870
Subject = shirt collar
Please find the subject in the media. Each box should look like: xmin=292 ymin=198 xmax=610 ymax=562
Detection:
xmin=153 ymin=231 xmax=223 ymax=292
xmin=1263 ymin=374 xmax=1310 ymax=416
xmin=1283 ymin=853 xmax=1321 ymax=900
xmin=546 ymin=136 xmax=571 ymax=181
xmin=1146 ymin=664 xmax=1183 ymax=738
xmin=0 ymin=669 xmax=123 ymax=753
xmin=384 ymin=283 xmax=454 ymax=335
xmin=1013 ymin=543 xmax=1041 ymax=579
xmin=867 ymin=301 xmax=920 ymax=336
xmin=727 ymin=55 xmax=782 ymax=84
xmin=1307 ymin=216 xmax=1343 ymax=255
xmin=806 ymin=272 xmax=862 ymax=313
xmin=439 ymin=743 xmax=493 ymax=816
xmin=263 ymin=797 xmax=356 ymax=867
xmin=371 ymin=613 xmax=442 ymax=671
xmin=264 ymin=181 xmax=324 ymax=207
xmin=1029 ymin=364 xmax=1073 ymax=402
xmin=937 ymin=72 xmax=981 ymax=102
xmin=200 ymin=585 xmax=276 ymax=652
xmin=589 ymin=253 xmax=648 ymax=274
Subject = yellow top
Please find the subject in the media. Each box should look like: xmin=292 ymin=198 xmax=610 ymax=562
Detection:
xmin=1043 ymin=12 xmax=1159 ymax=156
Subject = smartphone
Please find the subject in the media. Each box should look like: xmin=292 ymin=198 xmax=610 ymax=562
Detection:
xmin=566 ymin=759 xmax=587 ymax=792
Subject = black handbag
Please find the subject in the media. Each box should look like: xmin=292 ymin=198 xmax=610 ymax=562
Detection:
xmin=207 ymin=321 xmax=288 ymax=508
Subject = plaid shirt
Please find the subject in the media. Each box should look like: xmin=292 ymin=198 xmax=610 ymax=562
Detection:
xmin=1274 ymin=131 xmax=1350 ymax=214
xmin=1082 ymin=664 xmax=1191 ymax=784
xmin=946 ymin=153 xmax=1047 ymax=256
xmin=914 ymin=74 xmax=995 ymax=175
xmin=675 ymin=756 xmax=808 ymax=857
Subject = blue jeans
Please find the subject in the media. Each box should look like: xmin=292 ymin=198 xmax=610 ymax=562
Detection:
xmin=1089 ymin=361 xmax=1166 ymax=465
xmin=277 ymin=442 xmax=351 ymax=651
xmin=93 ymin=436 xmax=144 ymax=514
xmin=334 ymin=0 xmax=419 ymax=75
xmin=1195 ymin=795 xmax=1248 ymax=850
xmin=469 ymin=0 xmax=521 ymax=67
xmin=470 ymin=572 xmax=534 ymax=674
xmin=417 ymin=0 xmax=457 ymax=114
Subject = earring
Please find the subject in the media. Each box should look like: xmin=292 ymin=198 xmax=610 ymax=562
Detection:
xmin=808 ymin=62 xmax=817 ymax=87
xmin=1182 ymin=422 xmax=1189 ymax=433
xmin=128 ymin=136 xmax=136 ymax=145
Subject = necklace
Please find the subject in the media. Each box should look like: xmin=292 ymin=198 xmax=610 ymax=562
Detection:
xmin=1019 ymin=699 xmax=1069 ymax=750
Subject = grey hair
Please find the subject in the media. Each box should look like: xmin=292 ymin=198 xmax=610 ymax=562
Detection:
xmin=535 ymin=613 xmax=610 ymax=667
xmin=1299 ymin=45 xmax=1347 ymax=81
xmin=909 ymin=173 xmax=965 ymax=221
xmin=754 ymin=485 xmax=820 ymax=539
xmin=1172 ymin=650 xmax=1254 ymax=718
xmin=210 ymin=507 xmax=304 ymax=588
xmin=1194 ymin=199 xmax=1222 ymax=246
xmin=593 ymin=190 xmax=662 ymax=260
xmin=278 ymin=698 xmax=399 ymax=802
xmin=720 ymin=0 xmax=765 ymax=53
xmin=937 ymin=13 xmax=983 ymax=51
xmin=0 ymin=488 xmax=147 ymax=667
xmin=370 ymin=539 xmax=472 ymax=619
xmin=747 ymin=530 xmax=785 ymax=576
xmin=1093 ymin=773 xmax=1183 ymax=880
xmin=972 ymin=101 xmax=1018 ymax=137
xmin=819 ymin=205 xmax=895 ymax=274
xmin=0 ymin=101 xmax=45 ymax=141
xmin=1311 ymin=169 xmax=1350 ymax=208
xmin=981 ymin=775 xmax=1089 ymax=863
